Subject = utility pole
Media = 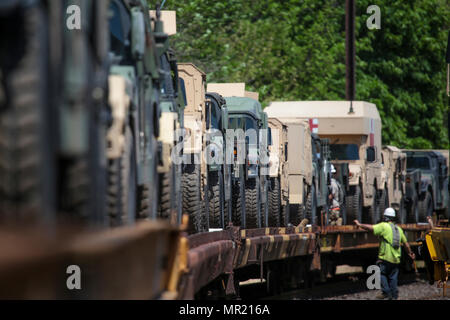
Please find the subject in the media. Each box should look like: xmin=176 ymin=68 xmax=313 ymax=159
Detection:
xmin=345 ymin=0 xmax=356 ymax=112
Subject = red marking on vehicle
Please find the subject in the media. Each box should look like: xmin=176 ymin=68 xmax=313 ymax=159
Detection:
xmin=309 ymin=118 xmax=319 ymax=134
xmin=370 ymin=119 xmax=374 ymax=146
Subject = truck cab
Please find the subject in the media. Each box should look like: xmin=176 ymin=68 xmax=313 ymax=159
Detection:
xmin=207 ymin=83 xmax=266 ymax=229
xmin=406 ymin=150 xmax=449 ymax=220
xmin=265 ymin=101 xmax=384 ymax=224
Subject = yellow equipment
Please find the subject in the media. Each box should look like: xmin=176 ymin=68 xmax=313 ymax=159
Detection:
xmin=425 ymin=227 xmax=450 ymax=296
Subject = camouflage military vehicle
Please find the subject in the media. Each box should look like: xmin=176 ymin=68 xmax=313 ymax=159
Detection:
xmin=0 ymin=1 xmax=110 ymax=225
xmin=207 ymin=83 xmax=269 ymax=229
xmin=264 ymin=107 xmax=325 ymax=225
xmin=405 ymin=150 xmax=449 ymax=221
xmin=266 ymin=101 xmax=384 ymax=224
xmin=104 ymin=1 xmax=168 ymax=226
xmin=380 ymin=146 xmax=407 ymax=223
xmin=150 ymin=9 xmax=185 ymax=225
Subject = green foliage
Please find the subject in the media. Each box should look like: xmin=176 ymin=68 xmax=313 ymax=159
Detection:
xmin=153 ymin=0 xmax=449 ymax=149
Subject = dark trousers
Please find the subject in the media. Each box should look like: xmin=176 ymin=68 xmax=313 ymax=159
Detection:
xmin=378 ymin=260 xmax=399 ymax=299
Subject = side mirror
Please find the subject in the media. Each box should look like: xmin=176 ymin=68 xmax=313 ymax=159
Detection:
xmin=268 ymin=127 xmax=273 ymax=146
xmin=366 ymin=146 xmax=376 ymax=162
xmin=131 ymin=9 xmax=145 ymax=59
xmin=205 ymin=101 xmax=211 ymax=130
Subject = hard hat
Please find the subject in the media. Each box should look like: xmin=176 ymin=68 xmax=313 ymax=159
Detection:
xmin=331 ymin=164 xmax=336 ymax=173
xmin=384 ymin=207 xmax=396 ymax=218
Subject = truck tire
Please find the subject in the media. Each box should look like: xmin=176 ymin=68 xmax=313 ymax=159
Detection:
xmin=306 ymin=184 xmax=317 ymax=225
xmin=407 ymin=194 xmax=419 ymax=223
xmin=379 ymin=188 xmax=388 ymax=215
xmin=181 ymin=164 xmax=202 ymax=233
xmin=245 ymin=177 xmax=261 ymax=229
xmin=366 ymin=185 xmax=380 ymax=224
xmin=346 ymin=185 xmax=363 ymax=223
xmin=107 ymin=126 xmax=137 ymax=226
xmin=281 ymin=202 xmax=289 ymax=227
xmin=0 ymin=4 xmax=54 ymax=220
xmin=268 ymin=177 xmax=281 ymax=227
xmin=418 ymin=190 xmax=432 ymax=222
xmin=231 ymin=177 xmax=244 ymax=227
xmin=208 ymin=171 xmax=224 ymax=228
xmin=261 ymin=188 xmax=269 ymax=227
xmin=398 ymin=196 xmax=406 ymax=224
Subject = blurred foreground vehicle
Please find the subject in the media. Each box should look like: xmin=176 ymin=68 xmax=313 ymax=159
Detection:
xmin=0 ymin=1 xmax=110 ymax=225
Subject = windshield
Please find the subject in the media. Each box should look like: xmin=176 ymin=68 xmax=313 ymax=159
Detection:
xmin=407 ymin=156 xmax=431 ymax=170
xmin=210 ymin=104 xmax=220 ymax=129
xmin=330 ymin=144 xmax=359 ymax=160
xmin=109 ymin=1 xmax=130 ymax=57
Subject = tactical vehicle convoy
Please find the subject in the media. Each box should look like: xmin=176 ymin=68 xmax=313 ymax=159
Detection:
xmin=265 ymin=106 xmax=330 ymax=225
xmin=207 ymin=83 xmax=269 ymax=229
xmin=405 ymin=150 xmax=449 ymax=221
xmin=0 ymin=1 xmax=110 ymax=224
xmin=105 ymin=1 xmax=170 ymax=226
xmin=381 ymin=146 xmax=407 ymax=223
xmin=266 ymin=101 xmax=384 ymax=224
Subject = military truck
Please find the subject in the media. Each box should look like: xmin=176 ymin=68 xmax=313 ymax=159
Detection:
xmin=264 ymin=106 xmax=328 ymax=226
xmin=207 ymin=83 xmax=269 ymax=229
xmin=267 ymin=118 xmax=289 ymax=226
xmin=405 ymin=150 xmax=449 ymax=221
xmin=177 ymin=63 xmax=207 ymax=233
xmin=0 ymin=1 xmax=110 ymax=225
xmin=204 ymin=92 xmax=232 ymax=229
xmin=380 ymin=146 xmax=407 ymax=223
xmin=266 ymin=101 xmax=384 ymax=224
xmin=150 ymin=9 xmax=185 ymax=225
xmin=104 ymin=1 xmax=167 ymax=226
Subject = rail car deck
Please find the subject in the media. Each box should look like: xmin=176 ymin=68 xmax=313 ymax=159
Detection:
xmin=0 ymin=221 xmax=431 ymax=299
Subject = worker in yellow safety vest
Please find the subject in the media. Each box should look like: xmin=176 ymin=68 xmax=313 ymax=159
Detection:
xmin=354 ymin=207 xmax=416 ymax=300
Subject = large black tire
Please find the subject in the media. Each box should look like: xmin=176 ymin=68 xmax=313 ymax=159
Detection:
xmin=398 ymin=195 xmax=406 ymax=224
xmin=418 ymin=190 xmax=433 ymax=222
xmin=245 ymin=177 xmax=261 ymax=229
xmin=268 ymin=177 xmax=281 ymax=227
xmin=305 ymin=184 xmax=318 ymax=225
xmin=208 ymin=171 xmax=224 ymax=228
xmin=407 ymin=194 xmax=419 ymax=223
xmin=231 ymin=172 xmax=245 ymax=228
xmin=346 ymin=185 xmax=363 ymax=223
xmin=379 ymin=188 xmax=389 ymax=216
xmin=366 ymin=185 xmax=380 ymax=224
xmin=0 ymin=4 xmax=55 ymax=221
xmin=107 ymin=126 xmax=137 ymax=226
xmin=181 ymin=164 xmax=202 ymax=233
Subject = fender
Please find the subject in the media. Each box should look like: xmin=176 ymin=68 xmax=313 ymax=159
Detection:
xmin=107 ymin=75 xmax=131 ymax=160
xmin=268 ymin=152 xmax=280 ymax=177
xmin=158 ymin=110 xmax=177 ymax=173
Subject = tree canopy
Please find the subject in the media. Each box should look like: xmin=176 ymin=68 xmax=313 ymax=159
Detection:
xmin=157 ymin=0 xmax=449 ymax=149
